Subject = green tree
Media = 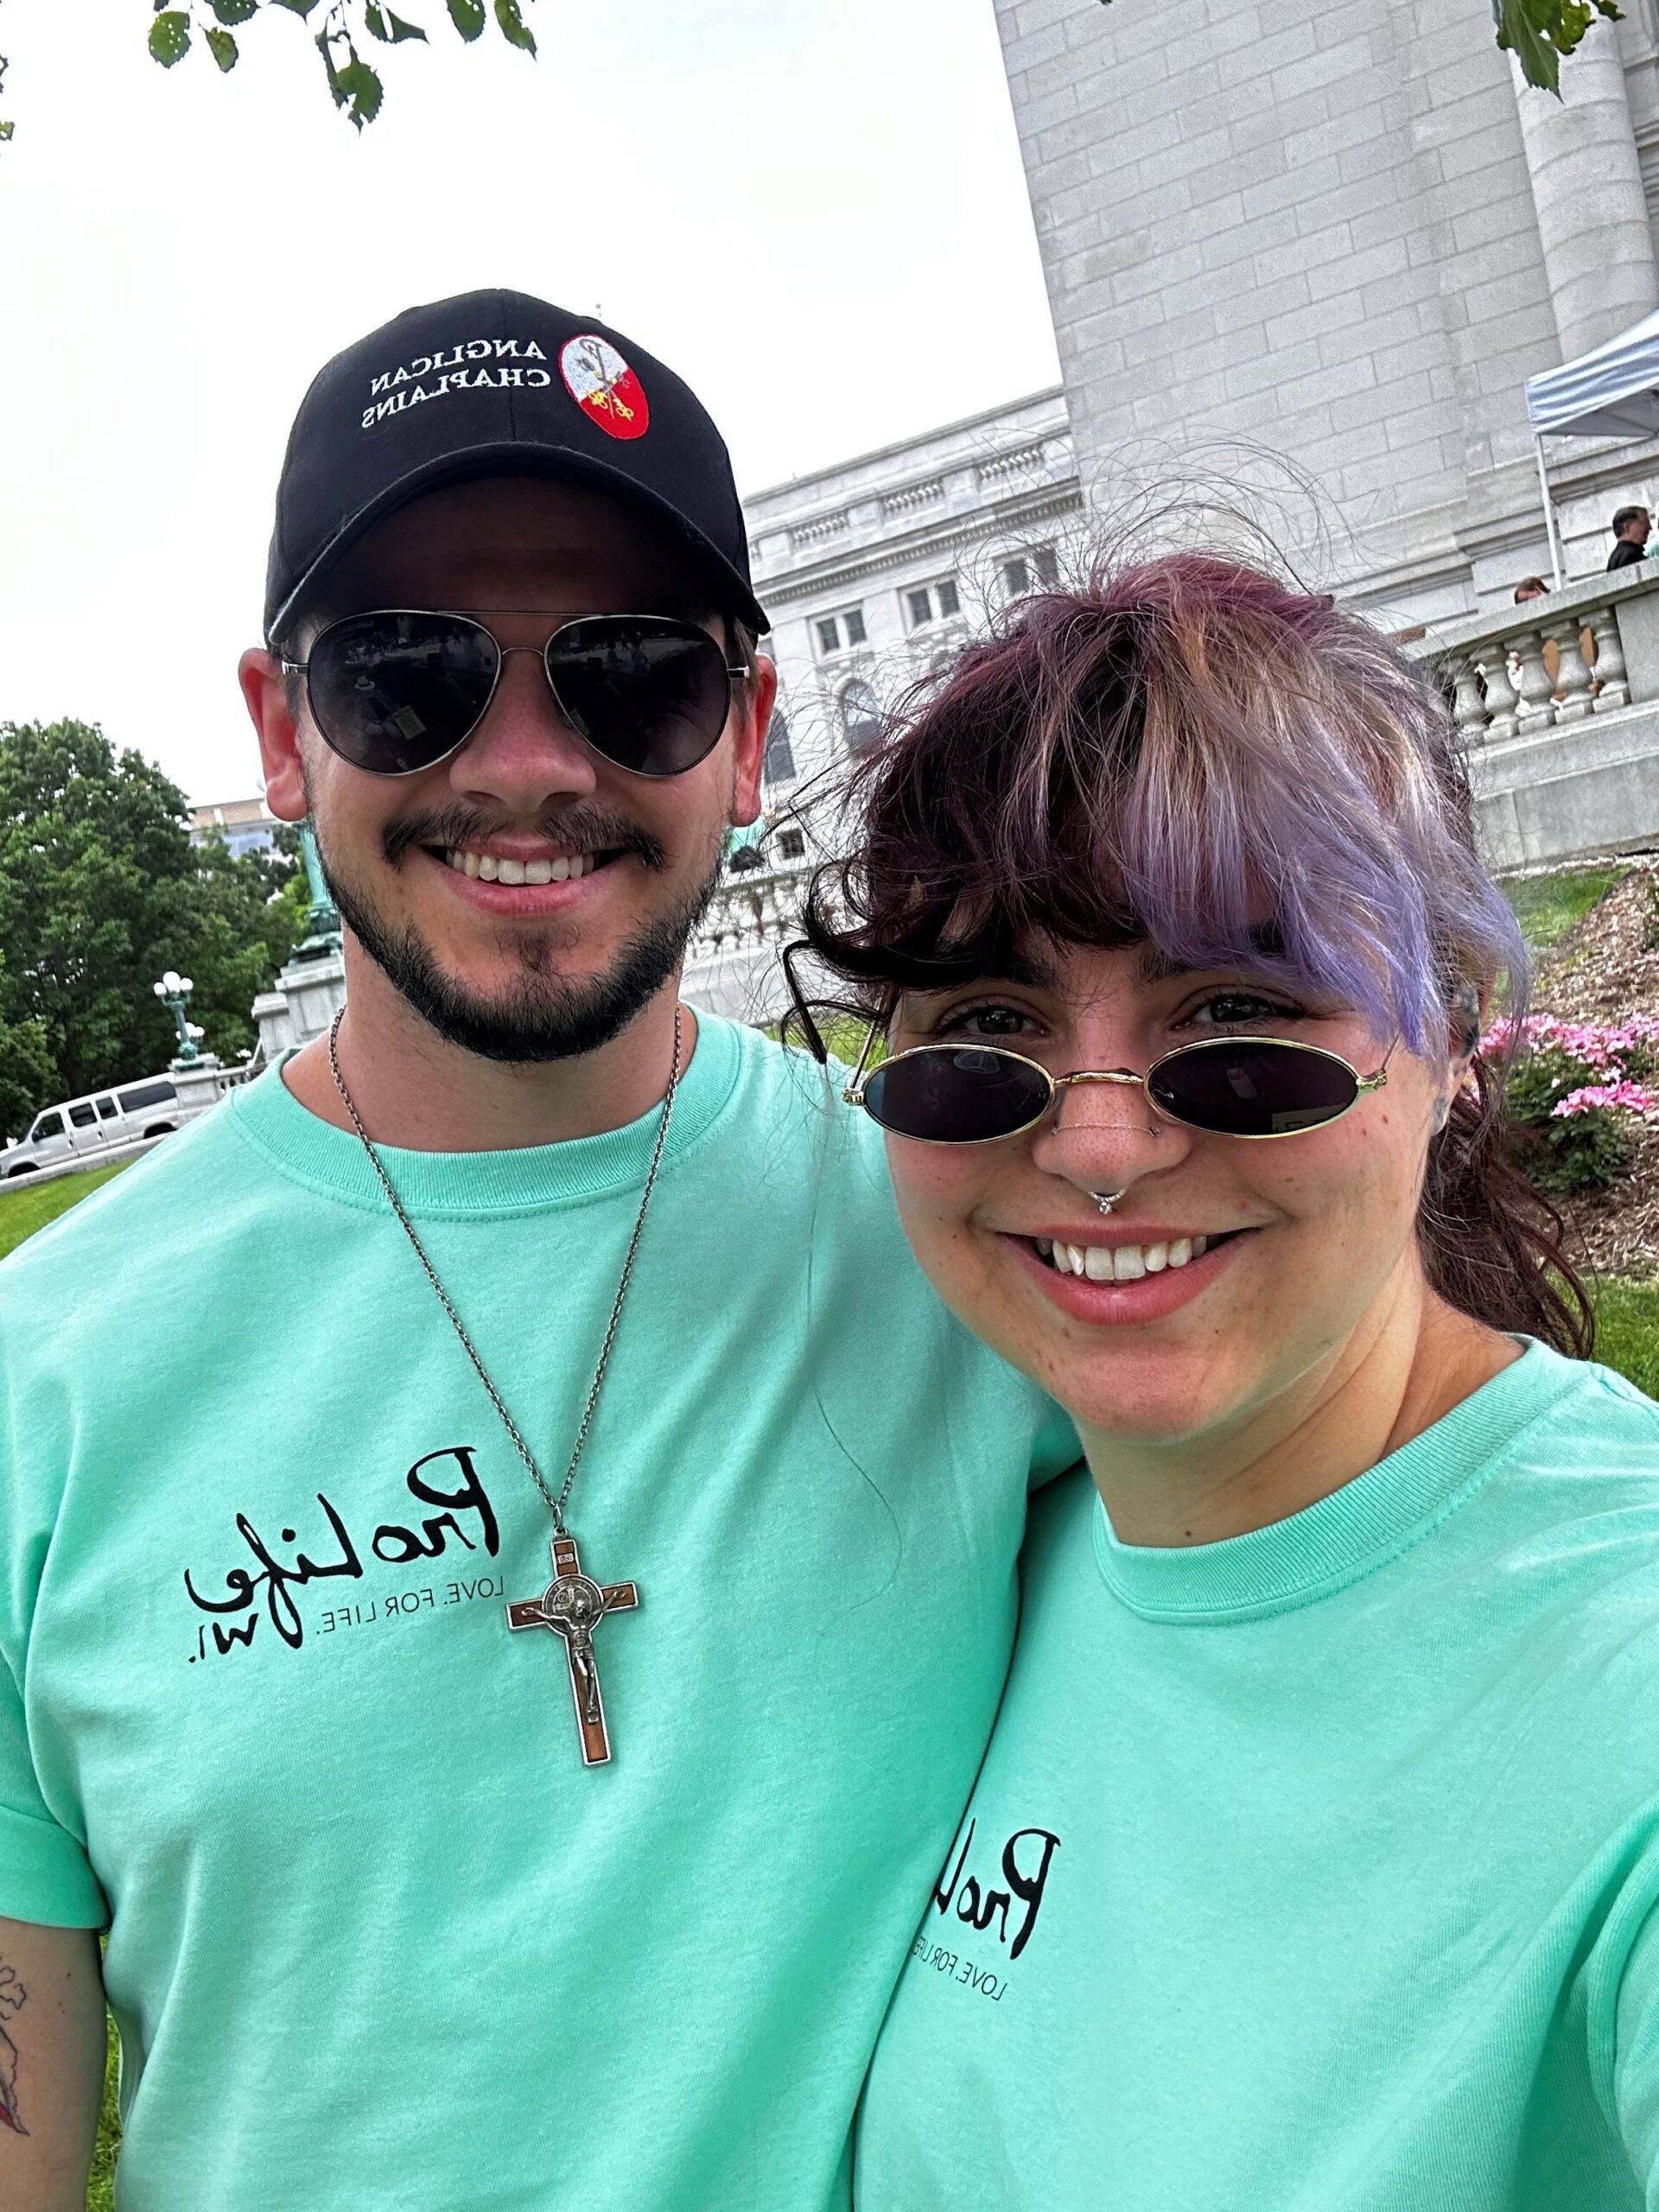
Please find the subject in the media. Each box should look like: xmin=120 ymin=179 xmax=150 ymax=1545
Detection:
xmin=0 ymin=720 xmax=301 ymax=1135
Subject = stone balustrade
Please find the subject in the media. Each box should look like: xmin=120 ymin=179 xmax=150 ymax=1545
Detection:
xmin=685 ymin=570 xmax=1659 ymax=1031
xmin=682 ymin=857 xmax=822 ymax=1026
xmin=1407 ymin=561 xmax=1659 ymax=873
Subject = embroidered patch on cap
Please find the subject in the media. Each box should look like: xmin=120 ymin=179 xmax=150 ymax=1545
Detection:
xmin=559 ymin=334 xmax=651 ymax=442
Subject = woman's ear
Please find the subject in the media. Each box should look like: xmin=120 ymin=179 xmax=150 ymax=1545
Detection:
xmin=1446 ymin=978 xmax=1486 ymax=1094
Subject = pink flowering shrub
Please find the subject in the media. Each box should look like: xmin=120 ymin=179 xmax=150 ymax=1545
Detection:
xmin=1482 ymin=1014 xmax=1658 ymax=1195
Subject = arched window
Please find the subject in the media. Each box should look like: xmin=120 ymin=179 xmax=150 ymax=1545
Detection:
xmin=840 ymin=679 xmax=882 ymax=757
xmin=763 ymin=709 xmax=797 ymax=785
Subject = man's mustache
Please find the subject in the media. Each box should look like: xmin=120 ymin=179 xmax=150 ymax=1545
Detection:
xmin=382 ymin=804 xmax=668 ymax=873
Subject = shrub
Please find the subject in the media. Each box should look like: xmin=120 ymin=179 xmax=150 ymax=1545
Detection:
xmin=1484 ymin=1014 xmax=1659 ymax=1197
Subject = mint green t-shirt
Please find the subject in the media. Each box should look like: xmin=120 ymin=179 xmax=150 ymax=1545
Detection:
xmin=0 ymin=1016 xmax=1068 ymax=2212
xmin=857 ymin=1344 xmax=1659 ymax=2210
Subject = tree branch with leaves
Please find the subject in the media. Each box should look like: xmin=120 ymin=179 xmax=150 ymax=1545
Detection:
xmin=145 ymin=0 xmax=536 ymax=130
xmin=1493 ymin=0 xmax=1624 ymax=95
xmin=0 ymin=0 xmax=1627 ymax=156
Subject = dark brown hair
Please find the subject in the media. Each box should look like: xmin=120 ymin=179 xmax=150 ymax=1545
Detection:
xmin=791 ymin=554 xmax=1593 ymax=1357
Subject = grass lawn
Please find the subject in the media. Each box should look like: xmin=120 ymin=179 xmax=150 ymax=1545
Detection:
xmin=1503 ymin=862 xmax=1630 ymax=952
xmin=87 ymin=2025 xmax=118 ymax=2212
xmin=1587 ymin=1274 xmax=1659 ymax=1399
xmin=0 ymin=1162 xmax=130 ymax=1263
xmin=6 ymin=1131 xmax=1651 ymax=2207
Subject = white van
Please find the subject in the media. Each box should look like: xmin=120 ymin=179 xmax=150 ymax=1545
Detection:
xmin=1 ymin=1076 xmax=204 ymax=1179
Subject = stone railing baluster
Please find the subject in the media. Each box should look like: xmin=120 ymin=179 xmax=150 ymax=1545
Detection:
xmin=1548 ymin=619 xmax=1595 ymax=723
xmin=1589 ymin=607 xmax=1630 ymax=710
xmin=1452 ymin=662 xmax=1491 ymax=743
xmin=1510 ymin=631 xmax=1558 ymax=726
xmin=1481 ymin=652 xmax=1521 ymax=741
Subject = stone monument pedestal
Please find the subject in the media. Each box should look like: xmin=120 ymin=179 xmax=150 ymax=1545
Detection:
xmin=253 ymin=945 xmax=346 ymax=1060
xmin=169 ymin=1053 xmax=230 ymax=1113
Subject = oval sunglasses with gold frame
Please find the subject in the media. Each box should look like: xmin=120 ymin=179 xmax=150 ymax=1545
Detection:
xmin=842 ymin=1027 xmax=1389 ymax=1145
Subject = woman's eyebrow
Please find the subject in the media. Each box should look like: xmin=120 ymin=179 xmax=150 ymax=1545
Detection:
xmin=1134 ymin=928 xmax=1289 ymax=988
xmin=914 ymin=948 xmax=1058 ymax=995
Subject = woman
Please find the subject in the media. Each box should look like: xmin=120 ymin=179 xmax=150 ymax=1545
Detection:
xmin=797 ymin=556 xmax=1659 ymax=2208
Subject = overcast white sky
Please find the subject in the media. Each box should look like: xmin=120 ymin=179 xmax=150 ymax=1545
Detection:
xmin=0 ymin=0 xmax=1059 ymax=802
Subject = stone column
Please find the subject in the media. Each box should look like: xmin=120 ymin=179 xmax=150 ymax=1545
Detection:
xmin=1512 ymin=16 xmax=1659 ymax=362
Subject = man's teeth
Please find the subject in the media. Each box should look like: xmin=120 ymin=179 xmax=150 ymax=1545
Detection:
xmin=443 ymin=849 xmax=596 ymax=885
xmin=1034 ymin=1236 xmax=1212 ymax=1280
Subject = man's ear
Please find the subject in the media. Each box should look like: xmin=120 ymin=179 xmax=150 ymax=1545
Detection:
xmin=239 ymin=648 xmax=308 ymax=823
xmin=728 ymin=654 xmax=779 ymax=830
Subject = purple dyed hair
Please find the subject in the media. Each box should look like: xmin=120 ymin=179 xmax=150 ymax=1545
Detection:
xmin=801 ymin=554 xmax=1524 ymax=1051
xmin=792 ymin=553 xmax=1592 ymax=1354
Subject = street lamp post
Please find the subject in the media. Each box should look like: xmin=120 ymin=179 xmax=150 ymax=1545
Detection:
xmin=293 ymin=821 xmax=343 ymax=960
xmin=153 ymin=970 xmax=201 ymax=1066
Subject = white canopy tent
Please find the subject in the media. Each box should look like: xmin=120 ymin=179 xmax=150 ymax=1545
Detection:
xmin=1524 ymin=307 xmax=1659 ymax=587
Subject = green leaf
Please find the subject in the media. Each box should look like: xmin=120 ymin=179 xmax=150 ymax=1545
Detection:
xmin=493 ymin=0 xmax=535 ymax=52
xmin=446 ymin=0 xmax=486 ymax=40
xmin=365 ymin=1 xmax=390 ymax=35
xmin=207 ymin=0 xmax=260 ymax=22
xmin=385 ymin=9 xmax=428 ymax=37
xmin=334 ymin=56 xmax=384 ymax=125
xmin=147 ymin=11 xmax=193 ymax=67
xmin=1497 ymin=0 xmax=1624 ymax=92
xmin=270 ymin=0 xmax=321 ymax=15
xmin=204 ymin=26 xmax=239 ymax=70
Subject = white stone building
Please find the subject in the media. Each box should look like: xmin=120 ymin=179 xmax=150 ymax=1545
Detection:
xmin=995 ymin=0 xmax=1659 ymax=623
xmin=679 ymin=392 xmax=1084 ymax=1022
xmin=745 ymin=389 xmax=1083 ymax=813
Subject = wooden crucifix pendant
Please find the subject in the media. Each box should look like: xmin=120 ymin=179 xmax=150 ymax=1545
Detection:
xmin=506 ymin=1533 xmax=639 ymax=1765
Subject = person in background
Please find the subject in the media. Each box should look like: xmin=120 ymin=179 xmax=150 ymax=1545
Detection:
xmin=1513 ymin=575 xmax=1548 ymax=602
xmin=804 ymin=555 xmax=1659 ymax=2210
xmin=1607 ymin=504 xmax=1653 ymax=569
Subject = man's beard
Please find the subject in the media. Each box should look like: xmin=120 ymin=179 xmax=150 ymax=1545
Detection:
xmin=313 ymin=802 xmax=723 ymax=1064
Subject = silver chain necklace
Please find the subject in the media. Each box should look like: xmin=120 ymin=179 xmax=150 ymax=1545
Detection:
xmin=327 ymin=1005 xmax=683 ymax=1766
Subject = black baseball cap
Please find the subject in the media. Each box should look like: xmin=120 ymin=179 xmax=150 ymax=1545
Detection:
xmin=264 ymin=288 xmax=767 ymax=645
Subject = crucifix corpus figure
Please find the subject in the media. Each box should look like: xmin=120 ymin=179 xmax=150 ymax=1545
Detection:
xmin=507 ymin=1535 xmax=639 ymax=1764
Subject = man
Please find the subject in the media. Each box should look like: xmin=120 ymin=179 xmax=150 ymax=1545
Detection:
xmin=1607 ymin=504 xmax=1653 ymax=569
xmin=0 ymin=292 xmax=1069 ymax=2209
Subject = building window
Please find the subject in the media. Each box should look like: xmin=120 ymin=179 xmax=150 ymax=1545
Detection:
xmin=906 ymin=578 xmax=962 ymax=630
xmin=763 ymin=709 xmax=797 ymax=785
xmin=777 ymin=827 xmax=805 ymax=861
xmin=840 ymin=679 xmax=883 ymax=757
xmin=814 ymin=607 xmax=866 ymax=656
xmin=1002 ymin=545 xmax=1059 ymax=599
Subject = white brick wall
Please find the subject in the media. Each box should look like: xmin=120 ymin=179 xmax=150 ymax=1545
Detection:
xmin=995 ymin=0 xmax=1659 ymax=614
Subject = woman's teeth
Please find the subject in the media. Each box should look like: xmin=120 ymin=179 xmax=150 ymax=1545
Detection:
xmin=444 ymin=849 xmax=596 ymax=885
xmin=1036 ymin=1236 xmax=1212 ymax=1280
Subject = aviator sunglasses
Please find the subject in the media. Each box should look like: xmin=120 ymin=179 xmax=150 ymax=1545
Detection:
xmin=282 ymin=610 xmax=747 ymax=779
xmin=843 ymin=1027 xmax=1389 ymax=1143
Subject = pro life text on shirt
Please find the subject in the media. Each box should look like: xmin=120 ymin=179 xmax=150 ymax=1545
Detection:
xmin=182 ymin=1444 xmax=501 ymax=1658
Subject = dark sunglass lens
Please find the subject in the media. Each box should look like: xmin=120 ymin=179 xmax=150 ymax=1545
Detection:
xmin=548 ymin=618 xmax=731 ymax=777
xmin=863 ymin=1048 xmax=1052 ymax=1142
xmin=1148 ymin=1041 xmax=1357 ymax=1136
xmin=307 ymin=614 xmax=497 ymax=774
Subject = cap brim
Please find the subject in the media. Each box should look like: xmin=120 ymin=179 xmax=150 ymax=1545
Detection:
xmin=267 ymin=440 xmax=768 ymax=643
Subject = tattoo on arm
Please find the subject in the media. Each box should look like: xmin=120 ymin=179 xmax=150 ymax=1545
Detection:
xmin=0 ymin=1958 xmax=29 ymax=2136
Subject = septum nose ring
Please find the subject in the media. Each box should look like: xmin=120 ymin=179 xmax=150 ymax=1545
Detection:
xmin=1090 ymin=1189 xmax=1128 ymax=1216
